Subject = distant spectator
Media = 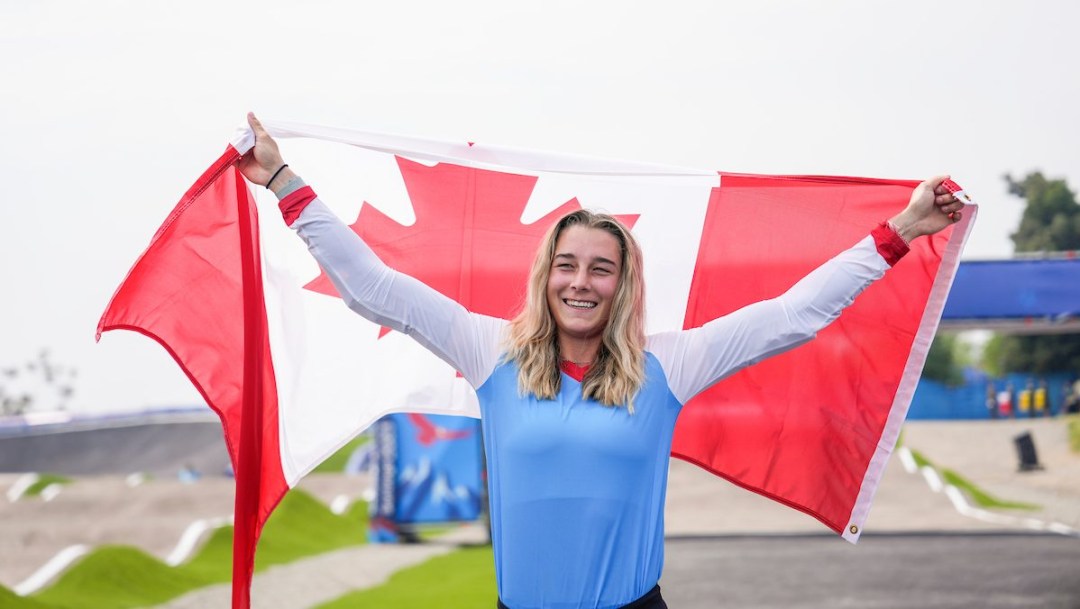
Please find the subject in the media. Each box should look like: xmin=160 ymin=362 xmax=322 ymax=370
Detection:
xmin=1034 ymin=380 xmax=1048 ymax=417
xmin=1018 ymin=380 xmax=1033 ymax=417
xmin=997 ymin=383 xmax=1014 ymax=418
xmin=986 ymin=382 xmax=999 ymax=419
xmin=1064 ymin=381 xmax=1080 ymax=415
xmin=178 ymin=463 xmax=201 ymax=484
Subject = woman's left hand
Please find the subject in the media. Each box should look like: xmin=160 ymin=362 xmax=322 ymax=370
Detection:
xmin=238 ymin=112 xmax=287 ymax=188
xmin=888 ymin=175 xmax=965 ymax=242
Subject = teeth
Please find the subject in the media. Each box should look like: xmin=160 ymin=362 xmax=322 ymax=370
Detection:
xmin=565 ymin=299 xmax=596 ymax=309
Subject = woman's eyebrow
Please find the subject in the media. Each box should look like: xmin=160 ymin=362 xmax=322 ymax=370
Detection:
xmin=554 ymin=253 xmax=617 ymax=267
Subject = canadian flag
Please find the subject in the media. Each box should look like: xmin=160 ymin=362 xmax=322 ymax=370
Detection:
xmin=98 ymin=120 xmax=974 ymax=608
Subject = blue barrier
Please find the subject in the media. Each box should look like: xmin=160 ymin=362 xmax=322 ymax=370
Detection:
xmin=909 ymin=371 xmax=1076 ymax=419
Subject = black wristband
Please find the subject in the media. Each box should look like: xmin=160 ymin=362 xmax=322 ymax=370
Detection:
xmin=266 ymin=163 xmax=289 ymax=190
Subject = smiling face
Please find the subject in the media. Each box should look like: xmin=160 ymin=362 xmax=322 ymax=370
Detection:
xmin=545 ymin=225 xmax=623 ymax=350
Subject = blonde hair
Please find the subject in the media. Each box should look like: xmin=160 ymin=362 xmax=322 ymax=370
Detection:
xmin=505 ymin=210 xmax=646 ymax=410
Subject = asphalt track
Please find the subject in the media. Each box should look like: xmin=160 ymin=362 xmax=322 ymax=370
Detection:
xmin=0 ymin=414 xmax=230 ymax=477
xmin=660 ymin=533 xmax=1080 ymax=609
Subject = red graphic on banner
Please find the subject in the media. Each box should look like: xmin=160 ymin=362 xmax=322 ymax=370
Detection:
xmin=407 ymin=413 xmax=473 ymax=446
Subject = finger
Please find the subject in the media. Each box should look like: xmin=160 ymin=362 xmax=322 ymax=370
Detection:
xmin=925 ymin=174 xmax=950 ymax=190
xmin=247 ymin=111 xmax=268 ymax=137
xmin=950 ymin=210 xmax=962 ymax=223
xmin=934 ymin=192 xmax=957 ymax=205
xmin=939 ymin=201 xmax=965 ymax=215
xmin=930 ymin=175 xmax=953 ymax=195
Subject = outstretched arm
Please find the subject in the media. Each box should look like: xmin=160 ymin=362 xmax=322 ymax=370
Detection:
xmin=238 ymin=113 xmax=505 ymax=389
xmin=648 ymin=176 xmax=964 ymax=404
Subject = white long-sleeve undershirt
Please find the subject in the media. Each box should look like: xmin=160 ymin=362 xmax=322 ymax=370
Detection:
xmin=290 ymin=196 xmax=889 ymax=403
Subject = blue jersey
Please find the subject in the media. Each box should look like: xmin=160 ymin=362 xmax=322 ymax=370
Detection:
xmin=479 ymin=355 xmax=679 ymax=608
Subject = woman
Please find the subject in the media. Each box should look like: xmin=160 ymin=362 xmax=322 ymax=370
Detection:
xmin=240 ymin=113 xmax=962 ymax=609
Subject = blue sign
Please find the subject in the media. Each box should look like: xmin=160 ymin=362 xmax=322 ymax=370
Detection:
xmin=371 ymin=413 xmax=484 ymax=537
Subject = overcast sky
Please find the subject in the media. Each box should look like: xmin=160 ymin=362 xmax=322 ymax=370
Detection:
xmin=2 ymin=0 xmax=1078 ymax=415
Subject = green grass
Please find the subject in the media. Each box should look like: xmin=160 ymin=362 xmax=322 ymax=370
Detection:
xmin=254 ymin=487 xmax=368 ymax=569
xmin=940 ymin=469 xmax=1040 ymax=511
xmin=25 ymin=474 xmax=72 ymax=497
xmin=1068 ymin=416 xmax=1080 ymax=453
xmin=0 ymin=585 xmax=54 ymax=609
xmin=173 ymin=525 xmax=233 ymax=582
xmin=907 ymin=447 xmax=932 ymax=469
xmin=905 ymin=445 xmax=1041 ymax=511
xmin=315 ymin=546 xmax=496 ymax=609
xmin=312 ymin=435 xmax=371 ymax=474
xmin=343 ymin=499 xmax=370 ymax=524
xmin=25 ymin=489 xmax=369 ymax=609
xmin=31 ymin=546 xmax=212 ymax=609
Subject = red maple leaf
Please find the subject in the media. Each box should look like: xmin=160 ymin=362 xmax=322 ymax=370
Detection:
xmin=304 ymin=157 xmax=639 ymax=333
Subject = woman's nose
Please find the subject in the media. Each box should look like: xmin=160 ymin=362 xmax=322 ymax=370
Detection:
xmin=569 ymin=269 xmax=590 ymax=290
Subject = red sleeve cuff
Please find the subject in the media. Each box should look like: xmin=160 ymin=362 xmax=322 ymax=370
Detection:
xmin=279 ymin=186 xmax=317 ymax=226
xmin=871 ymin=222 xmax=910 ymax=267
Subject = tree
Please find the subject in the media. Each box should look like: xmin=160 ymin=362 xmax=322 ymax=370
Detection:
xmin=993 ymin=173 xmax=1080 ymax=374
xmin=0 ymin=350 xmax=76 ymax=416
xmin=982 ymin=332 xmax=1080 ymax=376
xmin=1006 ymin=173 xmax=1080 ymax=252
xmin=922 ymin=333 xmax=967 ymax=386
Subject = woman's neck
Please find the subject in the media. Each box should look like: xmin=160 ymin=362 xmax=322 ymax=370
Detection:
xmin=558 ymin=335 xmax=601 ymax=366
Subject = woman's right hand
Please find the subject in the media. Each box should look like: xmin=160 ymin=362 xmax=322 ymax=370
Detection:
xmin=888 ymin=175 xmax=964 ymax=242
xmin=238 ymin=112 xmax=293 ymax=191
